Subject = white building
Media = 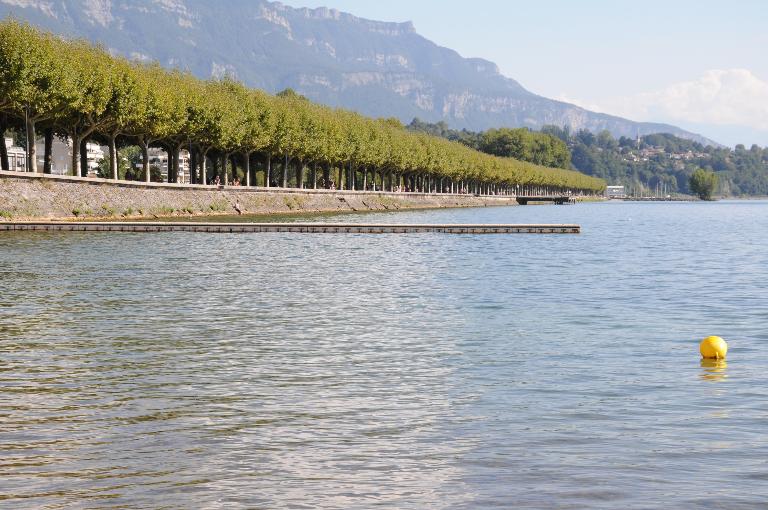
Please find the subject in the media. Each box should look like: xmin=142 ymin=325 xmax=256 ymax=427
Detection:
xmin=605 ymin=185 xmax=626 ymax=199
xmin=84 ymin=143 xmax=105 ymax=177
xmin=3 ymin=137 xmax=193 ymax=182
xmin=52 ymin=138 xmax=104 ymax=176
xmin=4 ymin=137 xmax=27 ymax=171
xmin=146 ymin=148 xmax=191 ymax=183
xmin=3 ymin=137 xmax=104 ymax=176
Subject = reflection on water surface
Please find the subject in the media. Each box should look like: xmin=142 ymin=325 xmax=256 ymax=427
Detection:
xmin=1 ymin=201 xmax=768 ymax=508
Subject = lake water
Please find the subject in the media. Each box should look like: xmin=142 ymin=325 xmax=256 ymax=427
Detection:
xmin=1 ymin=201 xmax=767 ymax=509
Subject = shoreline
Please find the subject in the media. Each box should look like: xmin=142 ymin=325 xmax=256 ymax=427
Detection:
xmin=0 ymin=171 xmax=529 ymax=221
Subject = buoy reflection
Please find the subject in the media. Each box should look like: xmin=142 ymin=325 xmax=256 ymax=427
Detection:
xmin=700 ymin=359 xmax=728 ymax=382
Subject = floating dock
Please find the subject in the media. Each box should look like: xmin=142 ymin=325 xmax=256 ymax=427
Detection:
xmin=516 ymin=195 xmax=576 ymax=205
xmin=0 ymin=222 xmax=580 ymax=234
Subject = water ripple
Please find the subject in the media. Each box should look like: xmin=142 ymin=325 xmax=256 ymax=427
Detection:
xmin=1 ymin=201 xmax=767 ymax=508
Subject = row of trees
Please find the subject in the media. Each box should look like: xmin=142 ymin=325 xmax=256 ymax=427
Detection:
xmin=410 ymin=118 xmax=768 ymax=197
xmin=0 ymin=19 xmax=605 ymax=194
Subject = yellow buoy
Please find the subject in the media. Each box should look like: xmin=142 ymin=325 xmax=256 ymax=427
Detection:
xmin=700 ymin=336 xmax=728 ymax=359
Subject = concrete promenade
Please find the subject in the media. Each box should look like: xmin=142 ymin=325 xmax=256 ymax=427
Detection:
xmin=0 ymin=169 xmax=504 ymax=196
xmin=0 ymin=221 xmax=581 ymax=234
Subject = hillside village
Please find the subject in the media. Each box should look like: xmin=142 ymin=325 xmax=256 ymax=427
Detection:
xmin=566 ymin=131 xmax=768 ymax=196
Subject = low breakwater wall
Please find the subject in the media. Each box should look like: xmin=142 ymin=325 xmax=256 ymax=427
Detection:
xmin=0 ymin=171 xmax=519 ymax=220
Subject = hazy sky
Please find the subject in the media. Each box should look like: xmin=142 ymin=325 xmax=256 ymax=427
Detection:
xmin=280 ymin=0 xmax=768 ymax=146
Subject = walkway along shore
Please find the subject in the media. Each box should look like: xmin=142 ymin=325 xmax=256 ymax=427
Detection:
xmin=0 ymin=171 xmax=594 ymax=221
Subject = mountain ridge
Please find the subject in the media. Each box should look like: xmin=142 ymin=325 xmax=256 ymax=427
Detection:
xmin=0 ymin=0 xmax=719 ymax=146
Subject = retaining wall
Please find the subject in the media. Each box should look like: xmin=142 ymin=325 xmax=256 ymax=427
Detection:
xmin=0 ymin=171 xmax=518 ymax=220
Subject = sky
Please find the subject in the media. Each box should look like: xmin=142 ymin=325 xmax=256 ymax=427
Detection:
xmin=280 ymin=0 xmax=768 ymax=147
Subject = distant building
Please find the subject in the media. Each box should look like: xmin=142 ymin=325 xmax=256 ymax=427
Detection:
xmin=145 ymin=148 xmax=191 ymax=183
xmin=84 ymin=143 xmax=105 ymax=177
xmin=3 ymin=139 xmax=192 ymax=182
xmin=4 ymin=137 xmax=26 ymax=171
xmin=48 ymin=138 xmax=75 ymax=175
xmin=53 ymin=139 xmax=104 ymax=177
xmin=605 ymin=185 xmax=626 ymax=199
xmin=3 ymin=137 xmax=103 ymax=176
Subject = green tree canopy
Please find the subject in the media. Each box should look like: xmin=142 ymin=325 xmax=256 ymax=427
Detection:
xmin=0 ymin=19 xmax=605 ymax=193
xmin=689 ymin=168 xmax=719 ymax=200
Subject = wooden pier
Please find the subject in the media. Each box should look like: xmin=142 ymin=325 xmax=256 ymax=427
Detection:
xmin=516 ymin=196 xmax=576 ymax=205
xmin=0 ymin=221 xmax=580 ymax=234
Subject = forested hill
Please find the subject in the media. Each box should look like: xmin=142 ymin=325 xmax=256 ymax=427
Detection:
xmin=0 ymin=0 xmax=716 ymax=145
xmin=408 ymin=120 xmax=768 ymax=196
xmin=559 ymin=130 xmax=768 ymax=197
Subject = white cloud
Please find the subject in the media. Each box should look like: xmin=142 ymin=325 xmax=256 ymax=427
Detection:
xmin=559 ymin=69 xmax=768 ymax=131
xmin=554 ymin=93 xmax=605 ymax=114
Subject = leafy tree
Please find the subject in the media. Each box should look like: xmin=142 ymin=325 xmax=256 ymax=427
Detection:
xmin=63 ymin=40 xmax=114 ymax=176
xmin=689 ymin=168 xmax=719 ymax=200
xmin=0 ymin=19 xmax=607 ymax=195
xmin=0 ymin=20 xmax=77 ymax=172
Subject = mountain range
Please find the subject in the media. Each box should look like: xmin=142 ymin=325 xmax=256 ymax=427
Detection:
xmin=0 ymin=0 xmax=718 ymax=146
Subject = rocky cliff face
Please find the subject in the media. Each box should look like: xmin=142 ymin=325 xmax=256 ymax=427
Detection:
xmin=0 ymin=0 xmax=717 ymax=144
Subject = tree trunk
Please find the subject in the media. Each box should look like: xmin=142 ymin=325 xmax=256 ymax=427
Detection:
xmin=282 ymin=154 xmax=289 ymax=188
xmin=43 ymin=128 xmax=53 ymax=174
xmin=265 ymin=154 xmax=271 ymax=187
xmin=166 ymin=146 xmax=174 ymax=183
xmin=0 ymin=115 xmax=8 ymax=171
xmin=230 ymin=154 xmax=238 ymax=184
xmin=223 ymin=153 xmax=229 ymax=186
xmin=173 ymin=146 xmax=179 ymax=183
xmin=189 ymin=149 xmax=197 ymax=185
xmin=141 ymin=139 xmax=150 ymax=183
xmin=297 ymin=161 xmax=304 ymax=189
xmin=79 ymin=138 xmax=88 ymax=177
xmin=173 ymin=145 xmax=182 ymax=184
xmin=244 ymin=151 xmax=251 ymax=187
xmin=165 ymin=146 xmax=171 ymax=183
xmin=108 ymin=133 xmax=118 ymax=179
xmin=312 ymin=162 xmax=317 ymax=189
xmin=323 ymin=163 xmax=330 ymax=189
xmin=0 ymin=134 xmax=8 ymax=171
xmin=201 ymin=149 xmax=209 ymax=185
xmin=26 ymin=117 xmax=37 ymax=173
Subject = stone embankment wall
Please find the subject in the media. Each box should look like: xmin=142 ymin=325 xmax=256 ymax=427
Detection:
xmin=0 ymin=172 xmax=518 ymax=220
